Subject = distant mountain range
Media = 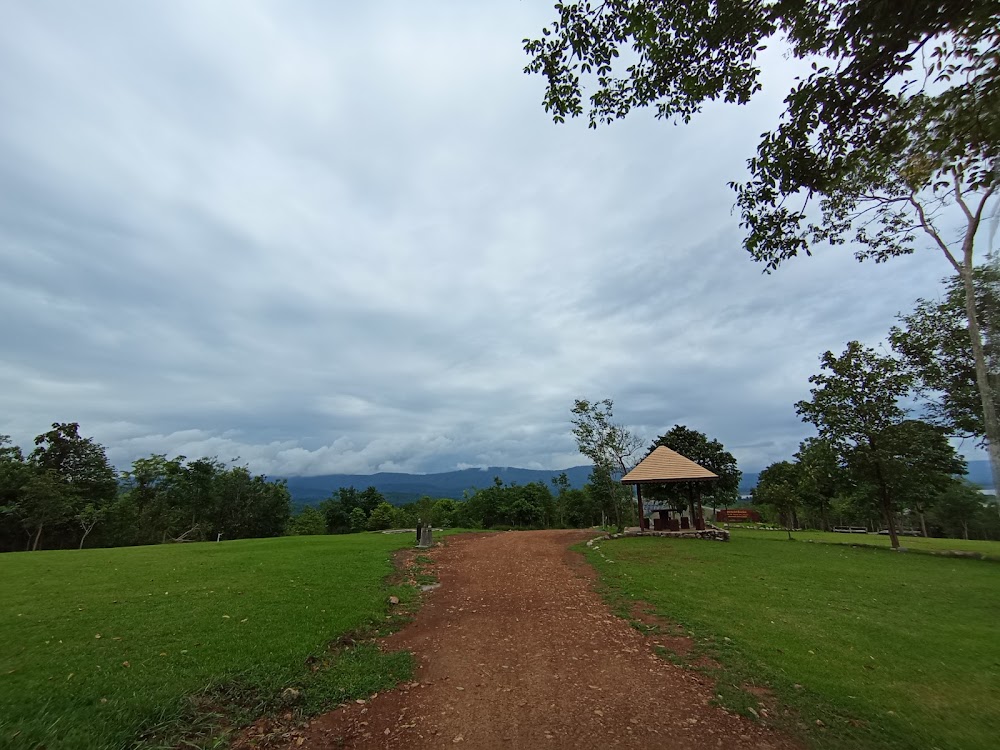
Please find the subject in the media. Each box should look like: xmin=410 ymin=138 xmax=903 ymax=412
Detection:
xmin=281 ymin=465 xmax=593 ymax=506
xmin=281 ymin=459 xmax=994 ymax=507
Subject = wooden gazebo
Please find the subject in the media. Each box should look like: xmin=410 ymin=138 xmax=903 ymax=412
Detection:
xmin=621 ymin=446 xmax=718 ymax=531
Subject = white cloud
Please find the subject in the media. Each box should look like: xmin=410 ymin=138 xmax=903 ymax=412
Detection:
xmin=0 ymin=1 xmax=981 ymax=476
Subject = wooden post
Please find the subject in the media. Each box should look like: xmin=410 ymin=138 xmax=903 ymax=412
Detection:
xmin=636 ymin=483 xmax=644 ymax=532
xmin=696 ymin=485 xmax=705 ymax=530
xmin=687 ymin=483 xmax=696 ymax=525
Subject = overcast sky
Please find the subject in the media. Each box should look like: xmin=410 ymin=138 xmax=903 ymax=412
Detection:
xmin=0 ymin=1 xmax=980 ymax=476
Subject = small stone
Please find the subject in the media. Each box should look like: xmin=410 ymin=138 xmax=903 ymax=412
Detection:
xmin=793 ymin=684 xmax=803 ymax=690
xmin=453 ymin=734 xmax=464 ymax=743
xmin=389 ymin=596 xmax=400 ymax=605
xmin=281 ymin=687 xmax=303 ymax=704
xmin=815 ymin=719 xmax=825 ymax=727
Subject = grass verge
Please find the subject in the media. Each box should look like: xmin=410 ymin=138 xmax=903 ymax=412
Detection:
xmin=0 ymin=533 xmax=420 ymax=750
xmin=584 ymin=533 xmax=1000 ymax=750
xmin=728 ymin=527 xmax=1000 ymax=557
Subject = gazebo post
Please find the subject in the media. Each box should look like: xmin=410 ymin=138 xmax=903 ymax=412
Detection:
xmin=636 ymin=483 xmax=644 ymax=532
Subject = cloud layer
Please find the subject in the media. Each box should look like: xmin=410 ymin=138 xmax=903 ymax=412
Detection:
xmin=0 ymin=2 xmax=969 ymax=475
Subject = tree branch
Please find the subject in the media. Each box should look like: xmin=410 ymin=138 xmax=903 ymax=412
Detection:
xmin=909 ymin=193 xmax=962 ymax=272
xmin=953 ymin=168 xmax=975 ymax=223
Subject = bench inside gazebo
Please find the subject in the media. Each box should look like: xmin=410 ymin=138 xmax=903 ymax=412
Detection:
xmin=621 ymin=446 xmax=719 ymax=533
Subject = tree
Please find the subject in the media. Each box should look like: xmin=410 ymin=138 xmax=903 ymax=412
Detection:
xmin=207 ymin=467 xmax=290 ymax=540
xmin=571 ymin=399 xmax=643 ymax=476
xmin=359 ymin=486 xmax=387 ymax=515
xmin=75 ymin=503 xmax=105 ymax=549
xmin=367 ymin=501 xmax=396 ymax=531
xmin=118 ymin=455 xmax=290 ymax=544
xmin=413 ymin=495 xmax=436 ymax=527
xmin=30 ymin=423 xmax=117 ymax=547
xmin=320 ymin=494 xmax=351 ymax=534
xmin=30 ymin=423 xmax=117 ymax=503
xmin=875 ymin=420 xmax=967 ymax=537
xmin=18 ymin=471 xmax=72 ymax=551
xmin=891 ymin=265 xmax=1000 ymax=444
xmin=930 ymin=480 xmax=987 ymax=540
xmin=753 ymin=461 xmax=802 ymax=540
xmin=526 ymin=2 xmax=1000 ymax=501
xmin=796 ymin=342 xmax=914 ymax=547
xmin=349 ymin=507 xmax=368 ymax=533
xmin=647 ymin=426 xmax=741 ymax=505
xmin=287 ymin=506 xmax=327 ymax=536
xmin=584 ymin=463 xmax=633 ymax=530
xmin=570 ymin=398 xmax=642 ymax=530
xmin=121 ymin=454 xmax=196 ymax=543
xmin=0 ymin=436 xmax=33 ymax=551
xmin=794 ymin=437 xmax=842 ymax=531
xmin=431 ymin=498 xmax=458 ymax=528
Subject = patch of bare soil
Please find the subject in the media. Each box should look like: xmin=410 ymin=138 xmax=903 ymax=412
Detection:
xmin=275 ymin=530 xmax=801 ymax=749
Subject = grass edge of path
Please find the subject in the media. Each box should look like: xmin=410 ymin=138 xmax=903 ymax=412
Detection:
xmin=576 ymin=538 xmax=895 ymax=750
xmin=134 ymin=535 xmax=464 ymax=750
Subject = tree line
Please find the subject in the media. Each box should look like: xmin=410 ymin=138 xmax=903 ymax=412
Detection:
xmin=284 ymin=476 xmax=603 ymax=536
xmin=753 ymin=265 xmax=1000 ymax=545
xmin=0 ymin=423 xmax=290 ymax=552
xmin=4 ymin=419 xmax=738 ymax=551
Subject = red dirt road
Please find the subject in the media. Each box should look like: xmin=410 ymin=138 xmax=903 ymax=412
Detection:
xmin=288 ymin=530 xmax=799 ymax=749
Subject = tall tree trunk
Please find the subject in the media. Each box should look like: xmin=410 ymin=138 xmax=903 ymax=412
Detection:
xmin=875 ymin=464 xmax=899 ymax=548
xmin=919 ymin=510 xmax=928 ymax=538
xmin=962 ymin=520 xmax=969 ymax=540
xmin=959 ymin=266 xmax=1000 ymax=510
xmin=919 ymin=184 xmax=998 ymax=513
xmin=32 ymin=523 xmax=43 ymax=551
xmin=79 ymin=525 xmax=94 ymax=550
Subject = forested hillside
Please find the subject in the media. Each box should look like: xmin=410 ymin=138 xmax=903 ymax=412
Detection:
xmin=281 ymin=465 xmax=592 ymax=505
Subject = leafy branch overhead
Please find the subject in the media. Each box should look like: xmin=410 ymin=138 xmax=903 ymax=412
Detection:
xmin=526 ymin=0 xmax=1000 ymax=503
xmin=525 ymin=2 xmax=999 ymax=268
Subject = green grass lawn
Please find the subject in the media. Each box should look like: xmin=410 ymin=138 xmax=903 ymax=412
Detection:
xmin=730 ymin=527 xmax=1000 ymax=556
xmin=0 ymin=534 xmax=418 ymax=750
xmin=587 ymin=534 xmax=1000 ymax=750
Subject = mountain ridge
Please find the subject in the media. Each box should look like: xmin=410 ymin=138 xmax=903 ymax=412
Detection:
xmin=280 ymin=459 xmax=994 ymax=506
xmin=280 ymin=465 xmax=594 ymax=505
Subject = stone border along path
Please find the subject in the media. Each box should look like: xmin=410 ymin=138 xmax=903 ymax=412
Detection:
xmin=280 ymin=530 xmax=800 ymax=749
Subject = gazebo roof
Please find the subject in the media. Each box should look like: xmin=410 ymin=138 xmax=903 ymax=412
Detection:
xmin=621 ymin=446 xmax=718 ymax=485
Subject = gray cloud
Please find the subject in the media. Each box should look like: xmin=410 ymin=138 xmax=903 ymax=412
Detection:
xmin=0 ymin=1 xmax=978 ymax=476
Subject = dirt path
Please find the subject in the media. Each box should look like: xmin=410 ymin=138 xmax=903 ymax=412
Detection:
xmin=286 ymin=530 xmax=799 ymax=749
